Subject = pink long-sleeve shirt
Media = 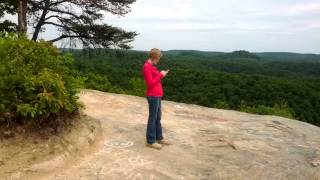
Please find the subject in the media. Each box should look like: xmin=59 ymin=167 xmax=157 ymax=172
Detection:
xmin=142 ymin=59 xmax=164 ymax=97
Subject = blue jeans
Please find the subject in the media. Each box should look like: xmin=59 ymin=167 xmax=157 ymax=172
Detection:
xmin=146 ymin=96 xmax=163 ymax=144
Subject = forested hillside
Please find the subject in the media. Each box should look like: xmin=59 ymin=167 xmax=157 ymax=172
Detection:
xmin=67 ymin=49 xmax=320 ymax=127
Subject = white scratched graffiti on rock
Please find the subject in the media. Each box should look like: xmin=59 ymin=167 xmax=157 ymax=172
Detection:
xmin=102 ymin=152 xmax=155 ymax=179
xmin=104 ymin=140 xmax=134 ymax=149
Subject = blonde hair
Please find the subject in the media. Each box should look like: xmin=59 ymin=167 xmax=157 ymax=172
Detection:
xmin=149 ymin=48 xmax=162 ymax=60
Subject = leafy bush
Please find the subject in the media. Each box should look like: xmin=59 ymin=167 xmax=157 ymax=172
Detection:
xmin=127 ymin=77 xmax=146 ymax=97
xmin=214 ymin=100 xmax=230 ymax=109
xmin=239 ymin=101 xmax=294 ymax=119
xmin=82 ymin=72 xmax=112 ymax=91
xmin=0 ymin=36 xmax=84 ymax=125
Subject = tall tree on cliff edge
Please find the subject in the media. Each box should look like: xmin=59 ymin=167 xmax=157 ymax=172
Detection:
xmin=0 ymin=0 xmax=138 ymax=49
xmin=18 ymin=0 xmax=27 ymax=33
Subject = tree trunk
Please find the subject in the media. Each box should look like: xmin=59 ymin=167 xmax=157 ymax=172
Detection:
xmin=32 ymin=0 xmax=50 ymax=41
xmin=18 ymin=0 xmax=27 ymax=34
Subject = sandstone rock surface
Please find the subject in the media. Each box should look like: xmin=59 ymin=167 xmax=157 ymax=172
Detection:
xmin=1 ymin=89 xmax=320 ymax=179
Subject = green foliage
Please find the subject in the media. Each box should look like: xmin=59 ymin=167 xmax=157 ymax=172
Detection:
xmin=240 ymin=101 xmax=294 ymax=119
xmin=128 ymin=77 xmax=146 ymax=97
xmin=0 ymin=0 xmax=18 ymax=36
xmin=82 ymin=72 xmax=112 ymax=92
xmin=222 ymin=50 xmax=261 ymax=60
xmin=0 ymin=36 xmax=84 ymax=124
xmin=0 ymin=20 xmax=17 ymax=36
xmin=0 ymin=0 xmax=18 ymax=17
xmin=214 ymin=100 xmax=230 ymax=109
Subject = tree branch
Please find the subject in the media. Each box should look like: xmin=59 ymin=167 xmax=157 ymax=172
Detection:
xmin=43 ymin=21 xmax=66 ymax=28
xmin=48 ymin=34 xmax=82 ymax=42
xmin=49 ymin=0 xmax=70 ymax=7
xmin=45 ymin=8 xmax=80 ymax=19
xmin=44 ymin=15 xmax=60 ymax=21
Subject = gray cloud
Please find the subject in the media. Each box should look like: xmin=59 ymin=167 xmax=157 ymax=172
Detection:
xmin=2 ymin=0 xmax=320 ymax=53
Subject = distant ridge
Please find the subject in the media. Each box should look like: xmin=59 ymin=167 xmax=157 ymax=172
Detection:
xmin=253 ymin=52 xmax=320 ymax=61
xmin=163 ymin=50 xmax=320 ymax=61
xmin=59 ymin=48 xmax=320 ymax=61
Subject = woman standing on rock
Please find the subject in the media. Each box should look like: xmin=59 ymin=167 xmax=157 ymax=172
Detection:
xmin=142 ymin=48 xmax=171 ymax=149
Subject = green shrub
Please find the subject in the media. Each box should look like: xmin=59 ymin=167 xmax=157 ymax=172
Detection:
xmin=82 ymin=72 xmax=112 ymax=92
xmin=127 ymin=77 xmax=146 ymax=97
xmin=239 ymin=101 xmax=294 ymax=119
xmin=214 ymin=100 xmax=230 ymax=109
xmin=0 ymin=36 xmax=84 ymax=124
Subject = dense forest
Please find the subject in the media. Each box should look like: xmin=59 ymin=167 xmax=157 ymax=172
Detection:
xmin=67 ymin=49 xmax=320 ymax=127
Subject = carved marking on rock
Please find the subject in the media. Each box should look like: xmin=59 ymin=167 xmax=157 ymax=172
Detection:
xmin=104 ymin=140 xmax=134 ymax=149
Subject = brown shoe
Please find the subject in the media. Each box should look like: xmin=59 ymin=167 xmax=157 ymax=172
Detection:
xmin=146 ymin=142 xmax=162 ymax=149
xmin=157 ymin=139 xmax=172 ymax=145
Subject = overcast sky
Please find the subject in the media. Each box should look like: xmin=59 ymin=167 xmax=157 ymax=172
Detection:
xmin=4 ymin=0 xmax=320 ymax=53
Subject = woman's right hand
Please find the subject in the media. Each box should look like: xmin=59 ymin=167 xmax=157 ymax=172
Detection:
xmin=160 ymin=70 xmax=169 ymax=77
